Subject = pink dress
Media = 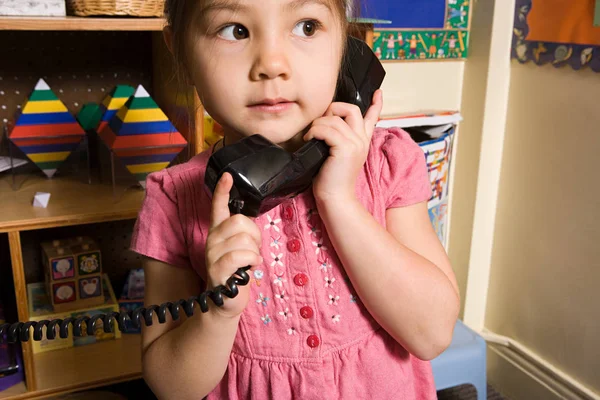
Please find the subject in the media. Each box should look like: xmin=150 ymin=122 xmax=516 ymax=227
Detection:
xmin=130 ymin=127 xmax=436 ymax=399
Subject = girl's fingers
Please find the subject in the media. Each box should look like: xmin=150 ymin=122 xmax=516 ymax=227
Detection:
xmin=213 ymin=250 xmax=264 ymax=279
xmin=310 ymin=116 xmax=363 ymax=147
xmin=304 ymin=123 xmax=347 ymax=149
xmin=363 ymin=89 xmax=384 ymax=140
xmin=209 ymin=172 xmax=233 ymax=230
xmin=325 ymin=102 xmax=364 ymax=137
xmin=207 ymin=232 xmax=262 ymax=266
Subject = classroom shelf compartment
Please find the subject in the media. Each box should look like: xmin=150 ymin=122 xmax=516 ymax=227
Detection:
xmin=0 ymin=173 xmax=144 ymax=233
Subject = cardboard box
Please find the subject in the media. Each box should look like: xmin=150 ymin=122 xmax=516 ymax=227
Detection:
xmin=27 ymin=274 xmax=121 ymax=354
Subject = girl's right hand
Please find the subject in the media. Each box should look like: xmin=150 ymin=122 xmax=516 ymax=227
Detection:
xmin=205 ymin=172 xmax=263 ymax=318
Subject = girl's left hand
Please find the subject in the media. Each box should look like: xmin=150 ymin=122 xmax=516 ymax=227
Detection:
xmin=304 ymin=89 xmax=384 ymax=204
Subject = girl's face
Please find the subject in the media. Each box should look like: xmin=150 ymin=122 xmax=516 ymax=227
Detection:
xmin=182 ymin=0 xmax=345 ymax=151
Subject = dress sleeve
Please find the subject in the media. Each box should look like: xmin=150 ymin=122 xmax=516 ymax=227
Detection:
xmin=130 ymin=169 xmax=191 ymax=269
xmin=375 ymin=127 xmax=432 ymax=209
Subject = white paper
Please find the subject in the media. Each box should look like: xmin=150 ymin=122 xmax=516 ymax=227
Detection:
xmin=0 ymin=156 xmax=28 ymax=173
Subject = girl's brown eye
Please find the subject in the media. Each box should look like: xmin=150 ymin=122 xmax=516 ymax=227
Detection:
xmin=219 ymin=24 xmax=249 ymax=40
xmin=294 ymin=20 xmax=320 ymax=37
xmin=233 ymin=24 xmax=249 ymax=40
xmin=303 ymin=21 xmax=316 ymax=36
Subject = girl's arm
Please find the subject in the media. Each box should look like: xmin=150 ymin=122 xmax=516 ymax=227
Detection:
xmin=316 ymin=198 xmax=460 ymax=361
xmin=141 ymin=257 xmax=240 ymax=400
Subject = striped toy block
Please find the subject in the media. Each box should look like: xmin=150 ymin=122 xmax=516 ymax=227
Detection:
xmin=97 ymin=85 xmax=187 ymax=188
xmin=8 ymin=79 xmax=85 ymax=178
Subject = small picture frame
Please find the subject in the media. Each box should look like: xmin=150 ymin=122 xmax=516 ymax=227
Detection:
xmin=52 ymin=257 xmax=74 ymax=280
xmin=79 ymin=277 xmax=101 ymax=299
xmin=77 ymin=252 xmax=101 ymax=276
xmin=52 ymin=281 xmax=76 ymax=304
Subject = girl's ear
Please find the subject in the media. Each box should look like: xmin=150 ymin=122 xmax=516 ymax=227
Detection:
xmin=163 ymin=26 xmax=175 ymax=55
xmin=163 ymin=25 xmax=195 ymax=86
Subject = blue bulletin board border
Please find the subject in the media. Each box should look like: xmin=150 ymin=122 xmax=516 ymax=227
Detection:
xmin=371 ymin=0 xmax=471 ymax=61
xmin=512 ymin=0 xmax=600 ymax=72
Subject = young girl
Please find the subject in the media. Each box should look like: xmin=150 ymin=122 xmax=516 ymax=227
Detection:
xmin=130 ymin=0 xmax=460 ymax=399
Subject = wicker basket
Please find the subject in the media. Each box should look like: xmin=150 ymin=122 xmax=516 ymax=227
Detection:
xmin=67 ymin=0 xmax=165 ymax=17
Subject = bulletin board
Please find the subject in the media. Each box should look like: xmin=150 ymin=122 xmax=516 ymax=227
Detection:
xmin=367 ymin=0 xmax=472 ymax=61
xmin=512 ymin=0 xmax=600 ymax=72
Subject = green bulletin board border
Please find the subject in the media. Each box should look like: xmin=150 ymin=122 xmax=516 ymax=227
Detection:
xmin=372 ymin=0 xmax=472 ymax=61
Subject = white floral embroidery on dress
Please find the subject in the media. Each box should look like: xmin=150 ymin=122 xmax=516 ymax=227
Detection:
xmin=270 ymin=252 xmax=284 ymax=267
xmin=328 ymin=294 xmax=339 ymax=305
xmin=264 ymin=214 xmax=281 ymax=232
xmin=261 ymin=315 xmax=272 ymax=325
xmin=324 ymin=276 xmax=335 ymax=288
xmin=287 ymin=327 xmax=297 ymax=335
xmin=273 ymin=275 xmax=287 ymax=287
xmin=270 ymin=236 xmax=282 ymax=250
xmin=331 ymin=315 xmax=341 ymax=323
xmin=350 ymin=294 xmax=357 ymax=303
xmin=256 ymin=293 xmax=269 ymax=307
xmin=278 ymin=308 xmax=290 ymax=320
xmin=275 ymin=290 xmax=287 ymax=302
xmin=318 ymin=257 xmax=331 ymax=272
xmin=312 ymin=238 xmax=328 ymax=255
xmin=308 ymin=225 xmax=321 ymax=237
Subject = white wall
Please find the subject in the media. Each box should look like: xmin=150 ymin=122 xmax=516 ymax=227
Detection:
xmin=380 ymin=61 xmax=465 ymax=115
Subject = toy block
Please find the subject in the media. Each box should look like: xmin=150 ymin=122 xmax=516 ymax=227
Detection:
xmin=8 ymin=79 xmax=85 ymax=178
xmin=97 ymin=85 xmax=187 ymax=188
xmin=27 ymin=274 xmax=121 ymax=354
xmin=41 ymin=237 xmax=104 ymax=313
xmin=32 ymin=192 xmax=51 ymax=208
xmin=97 ymin=85 xmax=136 ymax=133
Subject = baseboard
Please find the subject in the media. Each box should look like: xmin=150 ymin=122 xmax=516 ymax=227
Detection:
xmin=487 ymin=344 xmax=598 ymax=400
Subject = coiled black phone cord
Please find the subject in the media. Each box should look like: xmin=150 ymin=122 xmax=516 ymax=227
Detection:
xmin=0 ymin=266 xmax=250 ymax=344
xmin=0 ymin=200 xmax=251 ymax=345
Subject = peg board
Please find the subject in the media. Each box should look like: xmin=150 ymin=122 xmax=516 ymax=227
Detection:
xmin=20 ymin=219 xmax=141 ymax=299
xmin=0 ymin=31 xmax=154 ymax=127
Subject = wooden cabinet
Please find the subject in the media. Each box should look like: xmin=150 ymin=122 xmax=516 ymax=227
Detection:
xmin=0 ymin=16 xmax=176 ymax=400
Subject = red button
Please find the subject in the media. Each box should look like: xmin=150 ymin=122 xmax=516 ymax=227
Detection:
xmin=307 ymin=335 xmax=320 ymax=348
xmin=293 ymin=273 xmax=309 ymax=286
xmin=300 ymin=306 xmax=314 ymax=319
xmin=282 ymin=206 xmax=294 ymax=220
xmin=287 ymin=239 xmax=301 ymax=252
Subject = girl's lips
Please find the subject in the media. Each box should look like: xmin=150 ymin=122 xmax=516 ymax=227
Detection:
xmin=248 ymin=101 xmax=296 ymax=113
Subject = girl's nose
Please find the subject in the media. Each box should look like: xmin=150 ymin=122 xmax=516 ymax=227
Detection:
xmin=249 ymin=39 xmax=291 ymax=81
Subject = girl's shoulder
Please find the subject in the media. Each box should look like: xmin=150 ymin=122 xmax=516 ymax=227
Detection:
xmin=366 ymin=126 xmax=431 ymax=209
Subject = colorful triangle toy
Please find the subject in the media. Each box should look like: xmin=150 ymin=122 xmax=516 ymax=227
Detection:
xmin=98 ymin=85 xmax=188 ymax=188
xmin=8 ymin=79 xmax=86 ymax=178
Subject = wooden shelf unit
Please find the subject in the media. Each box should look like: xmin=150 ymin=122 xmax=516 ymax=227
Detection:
xmin=0 ymin=16 xmax=191 ymax=399
xmin=0 ymin=16 xmax=165 ymax=31
xmin=0 ymin=336 xmax=141 ymax=400
xmin=1 ymin=174 xmax=145 ymax=399
xmin=0 ymin=175 xmax=144 ymax=234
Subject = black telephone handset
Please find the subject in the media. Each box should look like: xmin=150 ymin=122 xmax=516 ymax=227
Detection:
xmin=204 ymin=35 xmax=386 ymax=217
xmin=0 ymin=37 xmax=385 ymax=344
